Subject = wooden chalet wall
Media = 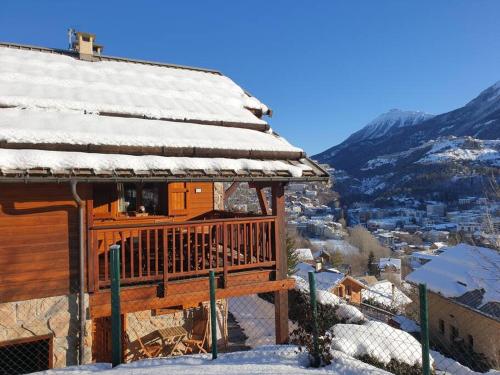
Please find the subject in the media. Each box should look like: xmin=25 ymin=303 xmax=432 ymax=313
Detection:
xmin=0 ymin=183 xmax=90 ymax=303
xmin=169 ymin=182 xmax=214 ymax=221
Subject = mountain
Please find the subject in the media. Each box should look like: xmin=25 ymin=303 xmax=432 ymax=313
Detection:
xmin=314 ymin=81 xmax=500 ymax=202
xmin=345 ymin=109 xmax=434 ymax=143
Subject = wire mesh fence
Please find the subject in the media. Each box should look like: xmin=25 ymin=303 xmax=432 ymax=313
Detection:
xmin=1 ymin=246 xmax=499 ymax=375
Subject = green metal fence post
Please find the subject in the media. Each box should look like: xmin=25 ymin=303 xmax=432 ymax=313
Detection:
xmin=110 ymin=245 xmax=122 ymax=367
xmin=209 ymin=270 xmax=218 ymax=360
xmin=308 ymin=271 xmax=320 ymax=367
xmin=419 ymin=283 xmax=431 ymax=375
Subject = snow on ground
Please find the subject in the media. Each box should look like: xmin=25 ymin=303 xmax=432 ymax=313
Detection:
xmin=228 ymin=295 xmax=278 ymax=348
xmin=331 ymin=321 xmax=433 ymax=367
xmin=391 ymin=315 xmax=420 ymax=333
xmin=417 ymin=138 xmax=500 ymax=166
xmin=310 ymin=239 xmax=359 ymax=256
xmin=431 ymin=350 xmax=500 ymax=375
xmin=36 ymin=346 xmax=391 ymax=375
xmin=336 ymin=304 xmax=365 ymax=323
xmin=362 ymin=280 xmax=412 ymax=311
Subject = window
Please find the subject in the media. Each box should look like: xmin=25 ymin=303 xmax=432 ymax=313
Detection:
xmin=346 ymin=285 xmax=352 ymax=296
xmin=438 ymin=319 xmax=445 ymax=335
xmin=467 ymin=335 xmax=474 ymax=351
xmin=450 ymin=325 xmax=459 ymax=342
xmin=0 ymin=335 xmax=53 ymax=374
xmin=118 ymin=183 xmax=164 ymax=215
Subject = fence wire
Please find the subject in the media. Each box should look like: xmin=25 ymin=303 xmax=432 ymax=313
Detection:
xmin=1 ymin=262 xmax=499 ymax=374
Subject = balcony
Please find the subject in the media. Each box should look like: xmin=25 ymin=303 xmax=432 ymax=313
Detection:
xmin=88 ymin=214 xmax=277 ymax=293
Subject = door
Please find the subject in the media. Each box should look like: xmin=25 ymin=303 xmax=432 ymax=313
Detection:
xmin=92 ymin=317 xmax=126 ymax=363
xmin=168 ymin=182 xmax=189 ymax=216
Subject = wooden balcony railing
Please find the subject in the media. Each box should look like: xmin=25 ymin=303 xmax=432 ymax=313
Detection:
xmin=88 ymin=216 xmax=277 ymax=292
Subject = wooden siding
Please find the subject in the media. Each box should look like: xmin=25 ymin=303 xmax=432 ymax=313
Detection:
xmin=171 ymin=182 xmax=214 ymax=221
xmin=0 ymin=183 xmax=89 ymax=302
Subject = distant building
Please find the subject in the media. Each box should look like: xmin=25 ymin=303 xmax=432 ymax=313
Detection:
xmin=379 ymin=258 xmax=402 ymax=283
xmin=295 ymin=263 xmax=366 ymax=304
xmin=426 ymin=203 xmax=446 ymax=218
xmin=406 ymin=244 xmax=500 ymax=369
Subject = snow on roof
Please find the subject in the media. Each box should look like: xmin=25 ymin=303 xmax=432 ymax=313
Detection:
xmin=0 ymin=148 xmax=312 ymax=178
xmin=295 ymin=263 xmax=345 ymax=291
xmin=293 ymin=248 xmax=314 ymax=262
xmin=362 ymin=280 xmax=412 ymax=310
xmin=378 ymin=258 xmax=401 ymax=270
xmin=0 ymin=108 xmax=301 ymax=154
xmin=0 ymin=45 xmax=267 ymax=125
xmin=406 ymin=244 xmax=500 ymax=313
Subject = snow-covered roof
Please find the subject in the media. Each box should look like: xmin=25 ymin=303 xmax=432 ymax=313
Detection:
xmin=293 ymin=248 xmax=314 ymax=262
xmin=0 ymin=44 xmax=268 ymax=126
xmin=295 ymin=263 xmax=345 ymax=290
xmin=362 ymin=280 xmax=412 ymax=310
xmin=406 ymin=244 xmax=500 ymax=318
xmin=379 ymin=258 xmax=401 ymax=270
xmin=0 ymin=43 xmax=329 ymax=182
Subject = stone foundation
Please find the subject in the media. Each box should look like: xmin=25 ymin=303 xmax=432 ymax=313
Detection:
xmin=0 ymin=294 xmax=92 ymax=368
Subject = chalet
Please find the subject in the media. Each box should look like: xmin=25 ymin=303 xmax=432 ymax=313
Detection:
xmin=406 ymin=244 xmax=500 ymax=369
xmin=0 ymin=33 xmax=328 ymax=372
xmin=295 ymin=263 xmax=365 ymax=304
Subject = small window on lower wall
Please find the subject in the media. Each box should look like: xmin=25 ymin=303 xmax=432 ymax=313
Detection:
xmin=0 ymin=335 xmax=53 ymax=374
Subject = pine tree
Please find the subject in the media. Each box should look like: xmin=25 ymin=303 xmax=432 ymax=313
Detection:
xmin=329 ymin=250 xmax=343 ymax=268
xmin=367 ymin=251 xmax=376 ymax=276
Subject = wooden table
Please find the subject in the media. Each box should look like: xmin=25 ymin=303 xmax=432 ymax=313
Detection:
xmin=158 ymin=326 xmax=188 ymax=356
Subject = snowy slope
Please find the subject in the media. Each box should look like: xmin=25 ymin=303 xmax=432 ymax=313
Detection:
xmin=346 ymin=109 xmax=434 ymax=143
xmin=313 ymin=80 xmax=500 ymax=200
xmin=35 ymin=345 xmax=391 ymax=375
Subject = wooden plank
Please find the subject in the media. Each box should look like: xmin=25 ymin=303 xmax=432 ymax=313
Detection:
xmin=90 ymin=277 xmax=295 ymax=318
xmin=255 ymin=187 xmax=270 ymax=216
xmin=271 ymin=182 xmax=289 ymax=344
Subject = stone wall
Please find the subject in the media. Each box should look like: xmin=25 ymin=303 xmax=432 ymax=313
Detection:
xmin=125 ymin=308 xmax=189 ymax=361
xmin=0 ymin=294 xmax=92 ymax=368
xmin=213 ymin=182 xmax=224 ymax=210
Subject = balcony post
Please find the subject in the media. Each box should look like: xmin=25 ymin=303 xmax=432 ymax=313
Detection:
xmin=271 ymin=182 xmax=288 ymax=344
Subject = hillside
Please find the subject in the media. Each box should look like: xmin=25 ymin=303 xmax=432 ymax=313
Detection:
xmin=314 ymin=81 xmax=500 ymax=202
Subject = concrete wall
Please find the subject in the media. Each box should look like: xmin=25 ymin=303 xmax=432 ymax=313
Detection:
xmin=427 ymin=292 xmax=500 ymax=369
xmin=0 ymin=294 xmax=92 ymax=368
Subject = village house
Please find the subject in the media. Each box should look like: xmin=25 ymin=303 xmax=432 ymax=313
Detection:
xmin=378 ymin=257 xmax=402 ymax=284
xmin=406 ymin=244 xmax=500 ymax=370
xmin=0 ymin=33 xmax=328 ymax=372
xmin=295 ymin=263 xmax=365 ymax=304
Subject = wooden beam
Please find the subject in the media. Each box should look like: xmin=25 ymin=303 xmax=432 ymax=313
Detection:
xmin=256 ymin=187 xmax=270 ymax=216
xmin=271 ymin=182 xmax=289 ymax=344
xmin=90 ymin=277 xmax=295 ymax=318
xmin=224 ymin=182 xmax=239 ymax=203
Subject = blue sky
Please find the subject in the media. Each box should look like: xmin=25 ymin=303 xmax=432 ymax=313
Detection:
xmin=1 ymin=1 xmax=499 ymax=154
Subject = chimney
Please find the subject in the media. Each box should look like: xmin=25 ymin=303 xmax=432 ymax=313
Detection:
xmin=315 ymin=258 xmax=323 ymax=273
xmin=71 ymin=31 xmax=103 ymax=61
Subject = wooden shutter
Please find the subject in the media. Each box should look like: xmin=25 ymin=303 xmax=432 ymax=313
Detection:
xmin=168 ymin=182 xmax=189 ymax=216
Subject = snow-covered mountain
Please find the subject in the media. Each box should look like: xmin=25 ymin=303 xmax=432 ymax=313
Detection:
xmin=314 ymin=81 xmax=500 ymax=201
xmin=345 ymin=109 xmax=434 ymax=143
